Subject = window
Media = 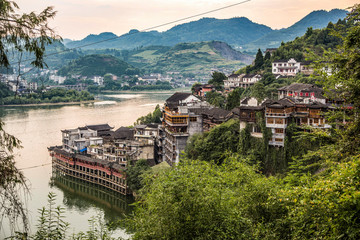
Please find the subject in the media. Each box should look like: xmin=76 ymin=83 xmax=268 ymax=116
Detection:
xmin=267 ymin=118 xmax=274 ymax=124
xmin=275 ymin=138 xmax=284 ymax=142
xmin=275 ymin=128 xmax=284 ymax=133
xmin=275 ymin=118 xmax=283 ymax=124
xmin=190 ymin=117 xmax=197 ymax=122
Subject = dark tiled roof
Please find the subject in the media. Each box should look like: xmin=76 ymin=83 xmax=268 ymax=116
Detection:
xmin=86 ymin=124 xmax=113 ymax=131
xmin=243 ymin=74 xmax=256 ymax=78
xmin=205 ymin=108 xmax=232 ymax=119
xmin=278 ymin=83 xmax=318 ymax=91
xmin=228 ymin=74 xmax=240 ymax=78
xmin=273 ymin=59 xmax=289 ymax=63
xmin=265 ymin=97 xmax=296 ymax=108
xmin=113 ymin=127 xmax=134 ymax=140
xmin=166 ymin=92 xmax=192 ymax=103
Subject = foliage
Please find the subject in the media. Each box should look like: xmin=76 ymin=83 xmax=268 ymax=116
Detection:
xmin=254 ymin=49 xmax=264 ymax=69
xmin=225 ymin=87 xmax=246 ymax=110
xmin=185 ymin=119 xmax=240 ymax=164
xmin=134 ymin=105 xmax=162 ymax=125
xmin=126 ymin=159 xmax=151 ymax=193
xmin=208 ymin=71 xmax=226 ymax=90
xmin=57 ymin=54 xmax=140 ymax=77
xmin=33 ymin=192 xmax=69 ymax=240
xmin=0 ymin=0 xmax=59 ymax=234
xmin=205 ymin=91 xmax=225 ymax=108
xmin=0 ymin=88 xmax=94 ymax=105
xmin=129 ymin=157 xmax=281 ymax=240
xmin=0 ymin=120 xmax=26 ymax=233
xmin=0 ymin=0 xmax=59 ymax=68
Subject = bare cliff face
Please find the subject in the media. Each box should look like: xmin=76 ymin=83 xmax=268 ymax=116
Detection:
xmin=211 ymin=41 xmax=254 ymax=65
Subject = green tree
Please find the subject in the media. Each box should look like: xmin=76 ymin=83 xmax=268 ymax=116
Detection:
xmin=205 ymin=91 xmax=225 ymax=108
xmin=254 ymin=48 xmax=264 ymax=70
xmin=208 ymin=71 xmax=226 ymax=90
xmin=126 ymin=159 xmax=150 ymax=192
xmin=0 ymin=0 xmax=58 ymax=234
xmin=225 ymin=87 xmax=245 ymax=110
xmin=128 ymin=157 xmax=282 ymax=240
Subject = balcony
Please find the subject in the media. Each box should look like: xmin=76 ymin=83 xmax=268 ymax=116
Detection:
xmin=266 ymin=123 xmax=287 ymax=129
xmin=165 ymin=119 xmax=188 ymax=127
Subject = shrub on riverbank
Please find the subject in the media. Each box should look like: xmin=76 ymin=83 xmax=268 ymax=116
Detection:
xmin=0 ymin=88 xmax=94 ymax=105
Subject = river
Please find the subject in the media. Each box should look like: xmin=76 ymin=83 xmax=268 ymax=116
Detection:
xmin=0 ymin=91 xmax=177 ymax=239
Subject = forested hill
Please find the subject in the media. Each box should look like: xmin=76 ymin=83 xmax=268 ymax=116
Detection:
xmin=57 ymin=54 xmax=140 ymax=77
xmin=124 ymin=41 xmax=254 ymax=73
xmin=244 ymin=9 xmax=347 ymax=51
xmin=64 ymin=9 xmax=347 ymax=52
xmin=65 ymin=17 xmax=272 ymax=50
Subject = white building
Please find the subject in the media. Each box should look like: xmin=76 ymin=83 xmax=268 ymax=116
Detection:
xmin=272 ymin=58 xmax=301 ymax=76
xmin=93 ymin=76 xmax=104 ymax=85
xmin=49 ymin=75 xmax=67 ymax=84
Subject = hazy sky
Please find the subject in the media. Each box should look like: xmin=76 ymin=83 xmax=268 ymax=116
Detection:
xmin=16 ymin=0 xmax=358 ymax=40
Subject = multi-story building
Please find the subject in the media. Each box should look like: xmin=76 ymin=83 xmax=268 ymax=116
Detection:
xmin=264 ymin=97 xmax=330 ymax=147
xmin=272 ymin=58 xmax=314 ymax=76
xmin=224 ymin=73 xmax=261 ymax=91
xmin=272 ymin=58 xmax=301 ymax=76
xmin=224 ymin=73 xmax=245 ymax=91
xmin=160 ymin=92 xmax=204 ymax=165
xmin=233 ymin=97 xmax=264 ymax=138
xmin=278 ymin=83 xmax=325 ymax=103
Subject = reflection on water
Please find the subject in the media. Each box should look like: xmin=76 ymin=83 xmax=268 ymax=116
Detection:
xmin=50 ymin=173 xmax=134 ymax=223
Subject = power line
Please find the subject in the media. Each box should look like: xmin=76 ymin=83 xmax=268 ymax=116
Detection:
xmin=19 ymin=162 xmax=52 ymax=170
xmin=12 ymin=0 xmax=251 ymax=65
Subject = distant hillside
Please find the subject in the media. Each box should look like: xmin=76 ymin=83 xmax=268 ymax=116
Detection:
xmin=57 ymin=54 xmax=140 ymax=77
xmin=125 ymin=41 xmax=254 ymax=73
xmin=65 ymin=9 xmax=347 ymax=52
xmin=65 ymin=17 xmax=272 ymax=50
xmin=244 ymin=9 xmax=347 ymax=52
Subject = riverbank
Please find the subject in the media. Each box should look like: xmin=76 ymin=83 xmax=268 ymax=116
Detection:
xmin=0 ymin=100 xmax=97 ymax=107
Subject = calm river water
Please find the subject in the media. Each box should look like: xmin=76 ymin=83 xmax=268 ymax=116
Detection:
xmin=0 ymin=91 xmax=177 ymax=238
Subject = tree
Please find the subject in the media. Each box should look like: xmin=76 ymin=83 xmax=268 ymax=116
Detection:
xmin=264 ymin=51 xmax=271 ymax=60
xmin=208 ymin=71 xmax=226 ymax=90
xmin=0 ymin=0 xmax=58 ymax=234
xmin=0 ymin=1 xmax=58 ymax=68
xmin=126 ymin=159 xmax=150 ymax=193
xmin=225 ymin=87 xmax=245 ymax=110
xmin=254 ymin=48 xmax=264 ymax=70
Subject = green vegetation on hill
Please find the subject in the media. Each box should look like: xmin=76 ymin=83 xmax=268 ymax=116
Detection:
xmin=66 ymin=17 xmax=272 ymax=50
xmin=0 ymin=88 xmax=94 ymax=105
xmin=136 ymin=41 xmax=251 ymax=74
xmin=57 ymin=54 xmax=140 ymax=77
xmin=243 ymin=9 xmax=347 ymax=52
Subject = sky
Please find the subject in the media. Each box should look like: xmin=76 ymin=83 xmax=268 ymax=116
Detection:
xmin=15 ymin=0 xmax=359 ymax=40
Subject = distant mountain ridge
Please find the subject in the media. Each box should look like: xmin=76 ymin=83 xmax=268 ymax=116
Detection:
xmin=64 ymin=9 xmax=347 ymax=52
xmin=65 ymin=17 xmax=272 ymax=50
xmin=244 ymin=9 xmax=348 ymax=51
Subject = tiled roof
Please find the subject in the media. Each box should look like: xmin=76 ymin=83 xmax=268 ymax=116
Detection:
xmin=273 ymin=59 xmax=289 ymax=63
xmin=86 ymin=124 xmax=113 ymax=131
xmin=166 ymin=92 xmax=192 ymax=103
xmin=278 ymin=83 xmax=318 ymax=91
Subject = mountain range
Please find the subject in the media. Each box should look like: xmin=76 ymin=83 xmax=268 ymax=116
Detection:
xmin=65 ymin=9 xmax=347 ymax=53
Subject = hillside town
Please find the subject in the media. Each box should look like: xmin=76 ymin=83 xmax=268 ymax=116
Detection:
xmin=50 ymin=58 xmax=349 ymax=194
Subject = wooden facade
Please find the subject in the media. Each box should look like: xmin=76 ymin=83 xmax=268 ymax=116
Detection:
xmin=50 ymin=148 xmax=129 ymax=195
